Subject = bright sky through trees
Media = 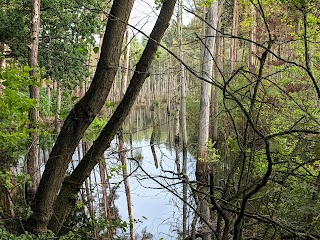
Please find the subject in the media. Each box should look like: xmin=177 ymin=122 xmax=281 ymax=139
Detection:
xmin=130 ymin=0 xmax=192 ymax=38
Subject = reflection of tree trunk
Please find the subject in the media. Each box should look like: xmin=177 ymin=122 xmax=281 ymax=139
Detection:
xmin=84 ymin=178 xmax=94 ymax=220
xmin=46 ymin=1 xmax=176 ymax=234
xmin=129 ymin=127 xmax=134 ymax=158
xmin=98 ymin=158 xmax=112 ymax=221
xmin=77 ymin=143 xmax=86 ymax=203
xmin=26 ymin=0 xmax=41 ymax=205
xmin=167 ymin=55 xmax=173 ymax=151
xmin=82 ymin=143 xmax=94 ymax=219
xmin=174 ymin=96 xmax=181 ymax=173
xmin=177 ymin=0 xmax=188 ymax=237
xmin=83 ymin=142 xmax=98 ymax=238
xmin=118 ymin=129 xmax=135 ymax=240
xmin=150 ymin=108 xmax=158 ymax=169
xmin=210 ymin=13 xmax=222 ymax=239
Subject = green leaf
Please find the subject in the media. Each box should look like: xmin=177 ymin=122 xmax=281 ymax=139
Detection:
xmin=300 ymin=152 xmax=309 ymax=162
xmin=93 ymin=46 xmax=99 ymax=54
xmin=76 ymin=47 xmax=88 ymax=53
xmin=23 ymin=65 xmax=33 ymax=72
xmin=71 ymin=96 xmax=78 ymax=101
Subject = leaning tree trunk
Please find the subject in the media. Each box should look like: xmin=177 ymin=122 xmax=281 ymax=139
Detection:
xmin=26 ymin=0 xmax=41 ymax=205
xmin=47 ymin=0 xmax=177 ymax=234
xmin=196 ymin=2 xmax=219 ymax=239
xmin=26 ymin=0 xmax=134 ymax=233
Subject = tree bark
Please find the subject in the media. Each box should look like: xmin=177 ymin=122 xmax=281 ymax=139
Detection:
xmin=47 ymin=0 xmax=177 ymax=234
xmin=177 ymin=0 xmax=188 ymax=237
xmin=196 ymin=2 xmax=219 ymax=239
xmin=230 ymin=0 xmax=239 ymax=72
xmin=26 ymin=0 xmax=41 ymax=205
xmin=248 ymin=4 xmax=256 ymax=72
xmin=26 ymin=0 xmax=134 ymax=233
xmin=121 ymin=27 xmax=130 ymax=97
xmin=54 ymin=79 xmax=61 ymax=132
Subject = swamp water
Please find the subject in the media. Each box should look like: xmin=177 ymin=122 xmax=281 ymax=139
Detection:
xmin=39 ymin=106 xmax=197 ymax=239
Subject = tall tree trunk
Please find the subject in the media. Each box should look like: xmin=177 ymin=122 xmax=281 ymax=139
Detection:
xmin=46 ymin=0 xmax=177 ymax=234
xmin=26 ymin=0 xmax=41 ymax=205
xmin=26 ymin=0 xmax=134 ymax=233
xmin=177 ymin=0 xmax=188 ymax=237
xmin=0 ymin=43 xmax=6 ymax=69
xmin=121 ymin=27 xmax=130 ymax=97
xmin=248 ymin=4 xmax=256 ymax=72
xmin=209 ymin=7 xmax=229 ymax=239
xmin=54 ymin=80 xmax=61 ymax=132
xmin=230 ymin=0 xmax=239 ymax=72
xmin=118 ymin=129 xmax=136 ymax=240
xmin=196 ymin=2 xmax=219 ymax=239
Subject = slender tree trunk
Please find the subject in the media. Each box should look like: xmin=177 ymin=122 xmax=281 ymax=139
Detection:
xmin=150 ymin=108 xmax=159 ymax=168
xmin=26 ymin=0 xmax=41 ymax=205
xmin=54 ymin=80 xmax=62 ymax=132
xmin=47 ymin=1 xmax=177 ymax=234
xmin=121 ymin=27 xmax=130 ymax=97
xmin=196 ymin=2 xmax=219 ymax=239
xmin=210 ymin=9 xmax=226 ymax=239
xmin=174 ymin=92 xmax=181 ymax=173
xmin=84 ymin=178 xmax=94 ymax=220
xmin=98 ymin=159 xmax=113 ymax=240
xmin=46 ymin=81 xmax=51 ymax=111
xmin=118 ymin=130 xmax=136 ymax=240
xmin=0 ymin=43 xmax=6 ymax=69
xmin=177 ymin=0 xmax=188 ymax=237
xmin=27 ymin=0 xmax=134 ymax=233
xmin=248 ymin=4 xmax=256 ymax=72
xmin=230 ymin=0 xmax=239 ymax=72
xmin=98 ymin=158 xmax=112 ymax=220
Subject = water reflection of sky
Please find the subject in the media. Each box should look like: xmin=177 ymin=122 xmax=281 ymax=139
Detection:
xmin=65 ymin=106 xmax=196 ymax=239
xmin=112 ymin=140 xmax=196 ymax=239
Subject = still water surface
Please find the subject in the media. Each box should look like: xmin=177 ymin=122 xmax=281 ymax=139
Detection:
xmin=112 ymin=139 xmax=196 ymax=239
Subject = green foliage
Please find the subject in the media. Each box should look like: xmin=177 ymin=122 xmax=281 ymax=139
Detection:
xmin=154 ymin=0 xmax=163 ymax=10
xmin=129 ymin=36 xmax=144 ymax=63
xmin=83 ymin=117 xmax=108 ymax=142
xmin=1 ymin=0 xmax=105 ymax=90
xmin=0 ymin=66 xmax=35 ymax=165
xmin=0 ymin=171 xmax=31 ymax=191
xmin=206 ymin=140 xmax=220 ymax=163
xmin=198 ymin=0 xmax=218 ymax=7
xmin=186 ymin=97 xmax=200 ymax=144
xmin=0 ymin=228 xmax=55 ymax=240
